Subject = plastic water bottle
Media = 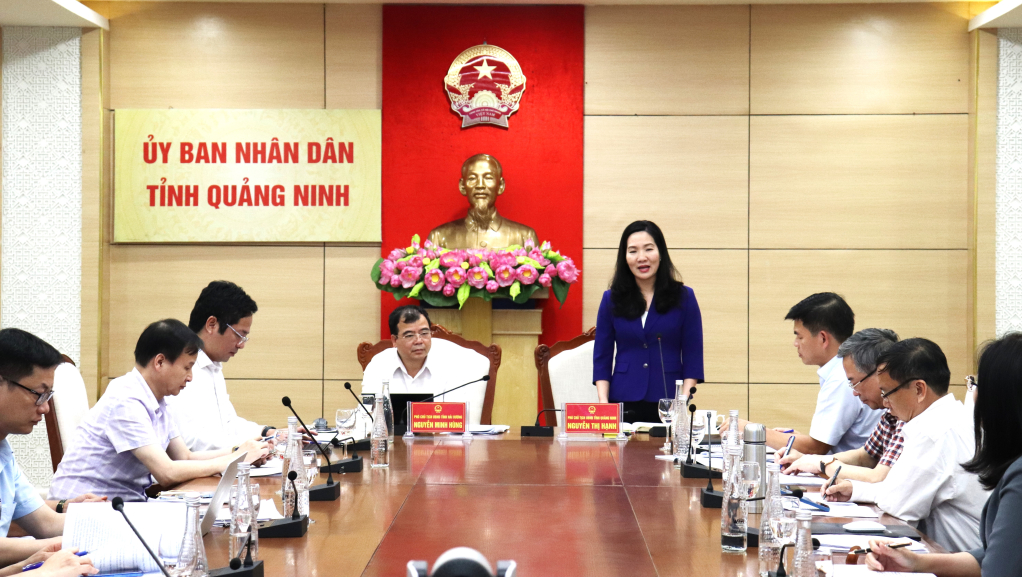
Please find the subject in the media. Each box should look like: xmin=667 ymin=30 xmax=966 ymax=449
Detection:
xmin=176 ymin=493 xmax=208 ymax=577
xmin=279 ymin=416 xmax=298 ymax=497
xmin=720 ymin=445 xmax=747 ymax=553
xmin=672 ymin=381 xmax=689 ymax=462
xmin=230 ymin=463 xmax=258 ymax=561
xmin=722 ymin=409 xmax=743 ymax=484
xmin=371 ymin=395 xmax=390 ymax=468
xmin=382 ymin=379 xmax=395 ymax=443
xmin=758 ymin=462 xmax=783 ymax=576
xmin=792 ymin=510 xmax=815 ymax=577
xmin=282 ymin=432 xmax=309 ymax=517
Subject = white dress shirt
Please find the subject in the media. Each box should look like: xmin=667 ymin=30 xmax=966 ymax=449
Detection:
xmin=849 ymin=393 xmax=988 ymax=552
xmin=361 ymin=338 xmax=490 ymax=426
xmin=809 ymin=355 xmax=884 ymax=454
xmin=165 ymin=349 xmax=263 ymax=451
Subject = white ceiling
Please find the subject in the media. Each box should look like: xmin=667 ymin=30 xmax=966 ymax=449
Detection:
xmin=0 ymin=0 xmax=107 ymax=29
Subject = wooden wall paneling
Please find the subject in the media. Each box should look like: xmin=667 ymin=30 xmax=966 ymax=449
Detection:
xmin=750 ymin=115 xmax=969 ymax=249
xmin=100 ymin=109 xmax=113 ymax=395
xmin=689 ymin=383 xmax=749 ymax=421
xmin=748 ymin=249 xmax=969 ymax=385
xmin=750 ymin=3 xmax=971 ymax=115
xmin=226 ymin=379 xmax=323 ymax=424
xmin=324 ymin=379 xmax=363 ymax=413
xmin=585 ymin=6 xmax=750 ymax=116
xmin=325 ymin=4 xmax=382 ymax=110
xmin=749 ymin=384 xmax=818 ymax=434
xmin=323 ymin=247 xmax=384 ymax=381
xmin=107 ymin=245 xmax=324 ymax=380
xmin=972 ymin=29 xmax=998 ymax=352
xmin=584 ymin=116 xmax=749 ymax=249
xmin=99 ymin=2 xmax=326 ymax=109
xmin=948 ymin=384 xmax=968 ymax=403
xmin=82 ymin=28 xmax=104 ymax=404
xmin=582 ymin=249 xmax=748 ymax=383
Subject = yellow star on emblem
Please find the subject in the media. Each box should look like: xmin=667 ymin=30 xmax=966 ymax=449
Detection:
xmin=474 ymin=59 xmax=497 ymax=80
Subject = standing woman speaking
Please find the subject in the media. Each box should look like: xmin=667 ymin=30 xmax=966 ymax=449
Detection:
xmin=593 ymin=220 xmax=704 ymax=423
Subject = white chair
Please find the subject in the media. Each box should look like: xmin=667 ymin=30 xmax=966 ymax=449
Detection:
xmin=536 ymin=328 xmax=598 ymax=426
xmin=43 ymin=357 xmax=90 ymax=471
xmin=356 ymin=325 xmax=502 ymax=426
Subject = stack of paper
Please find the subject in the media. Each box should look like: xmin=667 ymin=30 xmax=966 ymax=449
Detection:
xmin=815 ymin=534 xmax=926 ymax=554
xmin=831 ymin=567 xmax=934 ymax=577
xmin=780 ymin=472 xmax=827 ymax=486
xmin=469 ymin=424 xmax=510 ymax=435
xmin=248 ymin=458 xmax=284 ymax=478
xmin=213 ymin=499 xmax=285 ymax=526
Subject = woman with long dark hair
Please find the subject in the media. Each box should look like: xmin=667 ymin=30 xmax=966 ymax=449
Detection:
xmin=866 ymin=333 xmax=1022 ymax=575
xmin=592 ymin=220 xmax=704 ymax=423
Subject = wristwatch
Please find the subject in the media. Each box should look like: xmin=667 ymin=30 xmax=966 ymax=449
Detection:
xmin=820 ymin=456 xmax=838 ymax=475
xmin=56 ymin=499 xmax=68 ymax=513
xmin=261 ymin=425 xmax=274 ymax=437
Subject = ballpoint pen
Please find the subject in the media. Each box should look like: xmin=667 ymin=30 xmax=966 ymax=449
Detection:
xmin=23 ymin=551 xmax=88 ymax=571
xmin=851 ymin=542 xmax=913 ymax=554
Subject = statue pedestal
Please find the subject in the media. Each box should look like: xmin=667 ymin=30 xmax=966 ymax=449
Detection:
xmin=429 ymin=291 xmax=546 ymax=427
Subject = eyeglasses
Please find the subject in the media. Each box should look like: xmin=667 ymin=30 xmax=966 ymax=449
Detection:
xmin=966 ymin=375 xmax=977 ymax=392
xmin=398 ymin=329 xmax=432 ymax=343
xmin=226 ymin=323 xmax=249 ymax=343
xmin=847 ymin=368 xmax=877 ymax=390
xmin=879 ymin=378 xmax=917 ymax=400
xmin=3 ymin=377 xmax=54 ymax=406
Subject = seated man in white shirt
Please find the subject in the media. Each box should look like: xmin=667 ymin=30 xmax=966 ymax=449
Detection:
xmin=166 ymin=281 xmax=275 ymax=451
xmin=824 ymin=338 xmax=988 ymax=552
xmin=361 ymin=306 xmax=490 ymax=427
xmin=780 ymin=328 xmax=905 ymax=484
xmin=728 ymin=293 xmax=883 ymax=455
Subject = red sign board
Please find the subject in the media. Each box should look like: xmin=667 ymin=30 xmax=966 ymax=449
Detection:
xmin=563 ymin=403 xmax=620 ymax=434
xmin=409 ymin=402 xmax=467 ymax=433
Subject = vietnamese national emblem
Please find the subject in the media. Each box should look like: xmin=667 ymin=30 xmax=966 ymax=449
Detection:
xmin=445 ymin=44 xmax=526 ymax=128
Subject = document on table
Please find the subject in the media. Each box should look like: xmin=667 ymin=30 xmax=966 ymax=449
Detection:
xmin=64 ymin=502 xmax=186 ymax=573
xmin=469 ymin=424 xmax=510 ymax=435
xmin=815 ymin=534 xmax=926 ymax=553
xmin=249 ymin=458 xmax=284 ymax=477
xmin=789 ymin=500 xmax=880 ymax=518
xmin=213 ymin=499 xmax=285 ymax=526
xmin=780 ymin=472 xmax=827 ymax=486
xmin=831 ymin=565 xmax=934 ymax=577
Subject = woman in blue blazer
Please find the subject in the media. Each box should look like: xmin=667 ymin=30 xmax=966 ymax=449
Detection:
xmin=593 ymin=220 xmax=704 ymax=423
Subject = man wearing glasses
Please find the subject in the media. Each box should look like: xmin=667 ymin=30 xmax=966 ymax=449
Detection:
xmin=779 ymin=328 xmax=903 ymax=484
xmin=166 ymin=281 xmax=273 ymax=452
xmin=823 ymin=338 xmax=988 ymax=553
xmin=0 ymin=329 xmax=97 ymax=569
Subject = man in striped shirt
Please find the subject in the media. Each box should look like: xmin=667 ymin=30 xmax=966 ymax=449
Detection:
xmin=779 ymin=328 xmax=905 ymax=483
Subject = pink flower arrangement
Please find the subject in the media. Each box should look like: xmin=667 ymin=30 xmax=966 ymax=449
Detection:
xmin=373 ymin=234 xmax=580 ymax=308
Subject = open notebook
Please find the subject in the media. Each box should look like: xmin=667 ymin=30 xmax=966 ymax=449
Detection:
xmin=64 ymin=502 xmax=186 ymax=574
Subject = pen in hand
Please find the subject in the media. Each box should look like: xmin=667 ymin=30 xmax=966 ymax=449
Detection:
xmin=822 ymin=464 xmax=843 ymax=493
xmin=852 ymin=542 xmax=913 ymax=554
xmin=22 ymin=551 xmax=89 ymax=572
xmin=781 ymin=435 xmax=796 ymax=459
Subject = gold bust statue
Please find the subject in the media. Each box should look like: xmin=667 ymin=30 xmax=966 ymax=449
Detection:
xmin=427 ymin=154 xmax=538 ymax=249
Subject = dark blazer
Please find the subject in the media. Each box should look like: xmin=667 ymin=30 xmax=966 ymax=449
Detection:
xmin=969 ymin=455 xmax=1022 ymax=574
xmin=593 ymin=285 xmax=704 ymax=403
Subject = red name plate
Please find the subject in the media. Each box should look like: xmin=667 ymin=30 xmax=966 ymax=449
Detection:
xmin=409 ymin=402 xmax=467 ymax=433
xmin=563 ymin=403 xmax=620 ymax=434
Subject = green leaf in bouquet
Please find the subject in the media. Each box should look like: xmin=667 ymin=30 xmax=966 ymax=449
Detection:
xmin=516 ymin=256 xmax=542 ymax=268
xmin=551 ymin=277 xmax=570 ymax=306
xmin=470 ymin=287 xmax=493 ymax=302
xmin=419 ymin=288 xmax=457 ymax=308
xmin=408 ymin=282 xmax=425 ymax=298
xmin=370 ymin=257 xmax=384 ymax=283
xmin=457 ymin=283 xmax=471 ymax=308
xmin=545 ymin=250 xmax=565 ymax=264
xmin=480 ymin=262 xmax=494 ymax=277
xmin=425 ymin=259 xmax=441 ymax=271
xmin=411 ymin=234 xmax=421 ymax=246
xmin=509 ymin=281 xmax=521 ymax=300
xmin=514 ymin=284 xmax=540 ymax=304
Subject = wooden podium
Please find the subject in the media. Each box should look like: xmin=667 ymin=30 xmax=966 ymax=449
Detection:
xmin=429 ymin=290 xmax=546 ymax=427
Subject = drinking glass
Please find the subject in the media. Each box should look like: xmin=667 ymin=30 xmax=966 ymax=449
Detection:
xmin=335 ymin=409 xmax=358 ymax=458
xmin=303 ymin=450 xmax=320 ymax=487
xmin=769 ymin=497 xmax=800 ymax=544
xmin=740 ymin=461 xmax=761 ymax=499
xmin=657 ymin=398 xmax=676 ymax=453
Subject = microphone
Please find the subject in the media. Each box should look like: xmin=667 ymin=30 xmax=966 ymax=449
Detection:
xmin=699 ymin=415 xmax=724 ymax=508
xmin=280 ymin=397 xmax=353 ymax=498
xmin=685 ymin=404 xmax=697 ymax=464
xmin=656 ymin=333 xmax=669 ymax=399
xmin=521 ymin=409 xmax=561 ymax=437
xmin=688 ymin=386 xmax=697 ymax=405
xmin=344 ymin=382 xmax=374 ymax=423
xmin=287 ymin=471 xmax=301 ymax=520
xmin=770 ymin=539 xmax=821 ymax=577
xmin=111 ymin=498 xmax=172 ymax=577
xmin=209 ymin=513 xmax=266 ymax=577
xmin=419 ymin=375 xmax=489 ymax=402
xmin=534 ymin=408 xmax=562 ymax=426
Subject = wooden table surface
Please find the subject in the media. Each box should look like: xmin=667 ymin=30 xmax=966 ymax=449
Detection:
xmin=180 ymin=434 xmax=934 ymax=577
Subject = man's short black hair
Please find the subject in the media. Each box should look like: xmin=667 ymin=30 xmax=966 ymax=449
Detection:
xmin=187 ymin=281 xmax=258 ymax=334
xmin=0 ymin=328 xmax=62 ymax=382
xmin=785 ymin=292 xmax=855 ymax=343
xmin=388 ymin=305 xmax=432 ymax=336
xmin=876 ymin=337 xmax=951 ymax=395
xmin=135 ymin=319 xmax=204 ymax=366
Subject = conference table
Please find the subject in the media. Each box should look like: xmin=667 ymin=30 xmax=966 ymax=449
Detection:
xmin=181 ymin=433 xmax=940 ymax=577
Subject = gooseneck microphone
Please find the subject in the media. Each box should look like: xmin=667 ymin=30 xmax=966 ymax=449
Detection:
xmin=344 ymin=382 xmax=374 ymax=422
xmin=287 ymin=471 xmax=301 ymax=521
xmin=534 ymin=408 xmax=562 ymax=426
xmin=280 ymin=397 xmax=350 ymax=499
xmin=685 ymin=404 xmax=697 ymax=464
xmin=281 ymin=397 xmax=335 ymax=484
xmin=420 ymin=375 xmax=489 ymax=402
xmin=111 ymin=498 xmax=172 ymax=577
xmin=656 ymin=333 xmax=669 ymax=399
